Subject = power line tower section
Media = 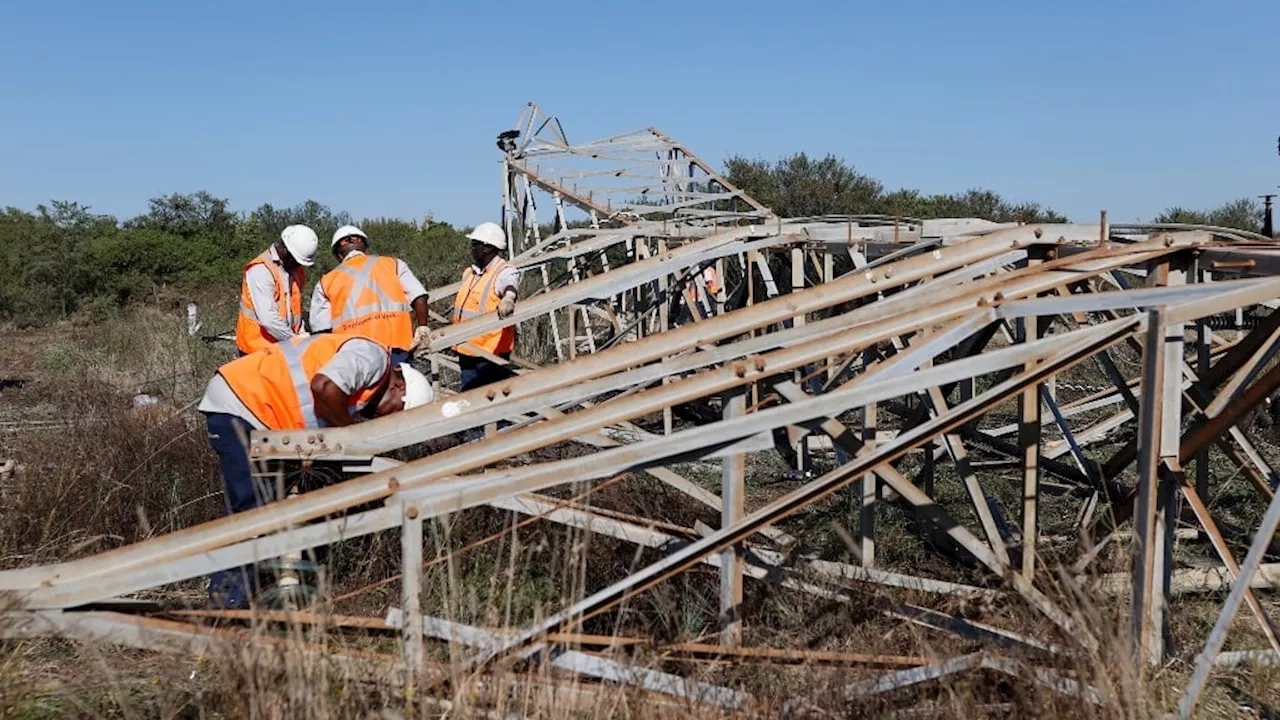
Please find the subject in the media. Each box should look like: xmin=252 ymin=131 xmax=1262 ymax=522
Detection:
xmin=1262 ymin=193 xmax=1275 ymax=239
xmin=1267 ymin=135 xmax=1280 ymax=238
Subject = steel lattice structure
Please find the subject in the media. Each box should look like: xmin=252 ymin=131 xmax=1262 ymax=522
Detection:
xmin=4 ymin=104 xmax=1280 ymax=716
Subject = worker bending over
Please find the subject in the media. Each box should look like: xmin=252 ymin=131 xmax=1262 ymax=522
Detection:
xmin=197 ymin=333 xmax=433 ymax=608
xmin=311 ymin=225 xmax=431 ymax=365
xmin=452 ymin=222 xmax=519 ymax=391
xmin=236 ymin=225 xmax=319 ymax=355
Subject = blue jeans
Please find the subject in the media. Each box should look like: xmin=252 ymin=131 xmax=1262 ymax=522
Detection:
xmin=204 ymin=412 xmax=271 ymax=607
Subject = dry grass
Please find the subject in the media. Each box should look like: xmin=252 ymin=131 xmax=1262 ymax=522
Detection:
xmin=1 ymin=306 xmax=229 ymax=572
xmin=2 ymin=307 xmax=1280 ymax=717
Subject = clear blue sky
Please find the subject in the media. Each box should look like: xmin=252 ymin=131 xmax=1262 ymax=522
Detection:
xmin=3 ymin=0 xmax=1277 ymax=226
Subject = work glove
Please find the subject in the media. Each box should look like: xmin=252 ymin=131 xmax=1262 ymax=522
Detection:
xmin=412 ymin=325 xmax=431 ymax=351
xmin=497 ymin=290 xmax=517 ymax=319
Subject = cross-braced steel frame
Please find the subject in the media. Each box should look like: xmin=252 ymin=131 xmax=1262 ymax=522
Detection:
xmin=4 ymin=104 xmax=1280 ymax=716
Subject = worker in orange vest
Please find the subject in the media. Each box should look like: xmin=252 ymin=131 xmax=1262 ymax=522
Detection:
xmin=235 ymin=225 xmax=319 ymax=356
xmin=452 ymin=222 xmax=520 ymax=391
xmin=197 ymin=332 xmax=433 ymax=608
xmin=310 ymin=225 xmax=431 ymax=365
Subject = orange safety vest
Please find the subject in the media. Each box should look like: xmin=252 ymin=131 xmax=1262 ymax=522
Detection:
xmin=218 ymin=334 xmax=389 ymax=430
xmin=236 ymin=250 xmax=305 ymax=355
xmin=320 ymin=253 xmax=413 ymax=351
xmin=451 ymin=257 xmax=515 ymax=357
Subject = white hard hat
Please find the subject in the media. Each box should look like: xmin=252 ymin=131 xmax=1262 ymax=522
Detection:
xmin=280 ymin=225 xmax=318 ymax=267
xmin=331 ymin=225 xmax=368 ymax=249
xmin=399 ymin=363 xmax=433 ymax=411
xmin=466 ymin=222 xmax=507 ymax=251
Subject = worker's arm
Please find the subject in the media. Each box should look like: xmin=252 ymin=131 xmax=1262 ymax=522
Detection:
xmin=410 ymin=295 xmax=430 ymax=328
xmin=310 ymin=373 xmax=356 ymax=427
xmin=496 ymin=265 xmax=520 ymax=299
xmin=245 ymin=264 xmax=295 ymax=341
xmin=396 ymin=260 xmax=431 ymax=328
xmin=309 ymin=282 xmax=334 ymax=334
xmin=310 ymin=339 xmax=391 ymax=426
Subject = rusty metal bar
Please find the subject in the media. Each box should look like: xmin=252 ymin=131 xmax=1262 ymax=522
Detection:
xmin=1131 ymin=305 xmax=1167 ymax=666
xmin=719 ymin=389 xmax=745 ymax=648
xmin=1179 ymin=473 xmax=1280 ymax=716
xmin=461 ymin=326 xmax=1137 ymax=674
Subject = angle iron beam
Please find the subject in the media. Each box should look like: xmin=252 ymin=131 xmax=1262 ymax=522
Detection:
xmin=12 ymin=318 xmax=1135 ymax=605
xmin=459 ymin=325 xmax=1140 ymax=674
xmin=1 ymin=242 xmax=1184 ymax=593
xmin=1178 ymin=462 xmax=1280 ymax=717
xmin=258 ymin=229 xmax=1038 ymax=459
xmin=255 ymin=235 xmax=1181 ymax=459
xmin=1178 ymin=474 xmax=1280 ymax=653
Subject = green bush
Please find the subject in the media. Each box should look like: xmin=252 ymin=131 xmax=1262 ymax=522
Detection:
xmin=0 ymin=194 xmax=473 ymax=327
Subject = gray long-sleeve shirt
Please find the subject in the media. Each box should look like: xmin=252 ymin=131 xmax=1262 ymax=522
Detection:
xmin=245 ymin=246 xmax=300 ymax=342
xmin=310 ymin=251 xmax=429 ymax=332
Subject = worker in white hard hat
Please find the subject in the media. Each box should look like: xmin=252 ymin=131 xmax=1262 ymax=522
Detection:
xmin=310 ymin=224 xmax=431 ymax=366
xmin=451 ymin=222 xmax=520 ymax=391
xmin=197 ymin=332 xmax=433 ymax=608
xmin=235 ymin=225 xmax=319 ymax=356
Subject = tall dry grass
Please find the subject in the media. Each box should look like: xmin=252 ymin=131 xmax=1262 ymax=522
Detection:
xmin=1 ymin=571 xmax=1207 ymax=718
xmin=2 ymin=307 xmax=1278 ymax=717
xmin=1 ymin=308 xmax=230 ymax=572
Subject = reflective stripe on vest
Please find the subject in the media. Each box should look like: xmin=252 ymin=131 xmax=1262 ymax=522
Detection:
xmin=332 ymin=256 xmax=410 ymax=324
xmin=236 ymin=251 xmax=304 ymax=355
xmin=451 ymin=258 xmax=515 ymax=357
xmin=322 ymin=254 xmax=414 ymax=351
xmin=240 ymin=254 xmax=300 ymax=326
xmin=277 ymin=336 xmax=320 ymax=428
xmin=219 ymin=333 xmax=388 ymax=429
xmin=451 ymin=258 xmax=509 ymax=322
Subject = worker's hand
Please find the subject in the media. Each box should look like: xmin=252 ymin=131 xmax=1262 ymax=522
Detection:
xmin=412 ymin=325 xmax=431 ymax=350
xmin=497 ymin=290 xmax=516 ymax=319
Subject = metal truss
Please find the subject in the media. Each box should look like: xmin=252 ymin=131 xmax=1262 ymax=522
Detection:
xmin=4 ymin=105 xmax=1280 ymax=716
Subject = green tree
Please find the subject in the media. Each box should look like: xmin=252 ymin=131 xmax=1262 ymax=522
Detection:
xmin=125 ymin=191 xmax=237 ymax=238
xmin=724 ymin=153 xmax=883 ymax=217
xmin=34 ymin=201 xmax=118 ymax=319
xmin=724 ymin=154 xmax=1066 ymax=223
xmin=0 ymin=194 xmax=479 ymax=327
xmin=1154 ymin=197 xmax=1263 ymax=232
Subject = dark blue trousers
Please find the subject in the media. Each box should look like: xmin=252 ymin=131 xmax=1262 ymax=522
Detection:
xmin=204 ymin=412 xmax=270 ymax=607
xmin=458 ymin=354 xmax=515 ymax=441
xmin=459 ymin=353 xmax=514 ymax=392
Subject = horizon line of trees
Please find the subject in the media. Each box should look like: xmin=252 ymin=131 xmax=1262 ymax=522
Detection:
xmin=722 ymin=152 xmax=1271 ymax=231
xmin=1 ymin=154 xmax=1270 ymax=328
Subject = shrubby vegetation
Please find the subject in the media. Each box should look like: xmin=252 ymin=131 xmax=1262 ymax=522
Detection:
xmin=1 ymin=154 xmax=1269 ymax=327
xmin=724 ymin=153 xmax=1069 ymax=222
xmin=0 ymin=193 xmax=471 ymax=327
xmin=1150 ymin=197 xmax=1267 ymax=230
xmin=723 ymin=152 xmax=1270 ymax=232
